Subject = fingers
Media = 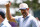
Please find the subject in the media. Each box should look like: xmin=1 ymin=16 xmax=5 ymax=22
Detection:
xmin=8 ymin=1 xmax=11 ymax=7
xmin=5 ymin=3 xmax=9 ymax=8
xmin=5 ymin=2 xmax=9 ymax=6
xmin=5 ymin=1 xmax=11 ymax=7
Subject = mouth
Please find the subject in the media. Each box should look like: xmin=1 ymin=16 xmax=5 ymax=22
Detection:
xmin=22 ymin=12 xmax=27 ymax=16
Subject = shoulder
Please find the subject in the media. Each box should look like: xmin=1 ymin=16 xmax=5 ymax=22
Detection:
xmin=29 ymin=15 xmax=37 ymax=22
xmin=15 ymin=16 xmax=23 ymax=20
xmin=3 ymin=18 xmax=12 ymax=27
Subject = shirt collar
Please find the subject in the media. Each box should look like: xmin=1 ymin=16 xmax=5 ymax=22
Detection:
xmin=24 ymin=14 xmax=30 ymax=20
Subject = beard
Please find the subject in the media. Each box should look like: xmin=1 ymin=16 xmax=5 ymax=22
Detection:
xmin=22 ymin=12 xmax=27 ymax=18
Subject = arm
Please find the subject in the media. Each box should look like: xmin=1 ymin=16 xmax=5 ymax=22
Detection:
xmin=32 ymin=19 xmax=39 ymax=27
xmin=5 ymin=3 xmax=16 ymax=23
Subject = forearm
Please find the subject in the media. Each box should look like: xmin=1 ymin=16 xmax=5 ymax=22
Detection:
xmin=6 ymin=7 xmax=11 ymax=21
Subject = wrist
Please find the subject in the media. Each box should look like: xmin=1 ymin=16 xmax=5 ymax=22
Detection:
xmin=6 ymin=7 xmax=9 ymax=8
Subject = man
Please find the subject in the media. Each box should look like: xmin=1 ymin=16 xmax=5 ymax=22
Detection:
xmin=0 ymin=9 xmax=11 ymax=27
xmin=5 ymin=3 xmax=39 ymax=27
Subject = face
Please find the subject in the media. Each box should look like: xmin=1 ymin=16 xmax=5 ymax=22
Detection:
xmin=0 ymin=15 xmax=4 ymax=21
xmin=20 ymin=8 xmax=29 ymax=18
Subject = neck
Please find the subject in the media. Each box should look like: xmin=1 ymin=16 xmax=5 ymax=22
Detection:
xmin=0 ymin=18 xmax=4 ymax=24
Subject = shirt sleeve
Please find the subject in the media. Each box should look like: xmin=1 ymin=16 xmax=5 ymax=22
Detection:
xmin=32 ymin=19 xmax=39 ymax=27
xmin=14 ymin=16 xmax=20 ymax=23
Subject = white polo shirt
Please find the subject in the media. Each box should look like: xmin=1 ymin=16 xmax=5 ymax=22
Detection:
xmin=15 ymin=14 xmax=39 ymax=27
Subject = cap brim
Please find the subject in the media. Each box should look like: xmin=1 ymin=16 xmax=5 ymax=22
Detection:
xmin=19 ymin=8 xmax=27 ymax=10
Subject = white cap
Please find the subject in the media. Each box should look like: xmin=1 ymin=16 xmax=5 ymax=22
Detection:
xmin=19 ymin=3 xmax=29 ymax=10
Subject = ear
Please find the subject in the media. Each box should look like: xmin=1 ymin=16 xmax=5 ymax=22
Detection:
xmin=26 ymin=8 xmax=29 ymax=11
xmin=0 ymin=15 xmax=2 ymax=17
xmin=28 ymin=8 xmax=29 ymax=10
xmin=0 ymin=15 xmax=2 ymax=18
